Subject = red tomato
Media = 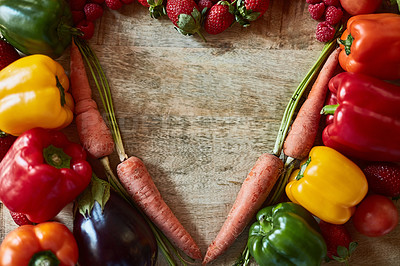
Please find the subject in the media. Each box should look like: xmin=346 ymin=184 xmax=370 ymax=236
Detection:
xmin=352 ymin=194 xmax=399 ymax=237
xmin=339 ymin=0 xmax=382 ymax=15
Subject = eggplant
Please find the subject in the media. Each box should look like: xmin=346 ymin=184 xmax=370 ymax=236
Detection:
xmin=73 ymin=189 xmax=158 ymax=266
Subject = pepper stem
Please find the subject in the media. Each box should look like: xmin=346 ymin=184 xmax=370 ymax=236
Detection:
xmin=43 ymin=145 xmax=71 ymax=169
xmin=296 ymin=157 xmax=311 ymax=180
xmin=321 ymin=104 xmax=339 ymax=115
xmin=29 ymin=250 xmax=60 ymax=266
xmin=338 ymin=33 xmax=353 ymax=56
xmin=55 ymin=76 xmax=66 ymax=107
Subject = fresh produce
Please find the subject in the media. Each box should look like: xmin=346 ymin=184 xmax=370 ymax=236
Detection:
xmin=0 ymin=132 xmax=16 ymax=162
xmin=338 ymin=13 xmax=400 ymax=80
xmin=306 ymin=0 xmax=344 ymax=42
xmin=318 ymin=220 xmax=357 ymax=263
xmin=203 ymin=153 xmax=284 ymax=264
xmin=0 ymin=55 xmax=74 ymax=136
xmin=362 ymin=162 xmax=400 ymax=198
xmin=283 ymin=48 xmax=340 ymax=160
xmin=234 ymin=0 xmax=270 ymax=26
xmin=117 ymin=156 xmax=203 ymax=260
xmin=73 ymin=175 xmax=158 ymax=266
xmin=339 ymin=0 xmax=382 ymax=15
xmin=0 ymin=128 xmax=92 ymax=223
xmin=352 ymin=194 xmax=399 ymax=237
xmin=321 ymin=72 xmax=400 ymax=162
xmin=0 ymin=0 xmax=75 ymax=58
xmin=285 ymin=146 xmax=368 ymax=225
xmin=0 ymin=222 xmax=79 ymax=266
xmin=0 ymin=39 xmax=20 ymax=71
xmin=204 ymin=2 xmax=235 ymax=35
xmin=166 ymin=0 xmax=205 ymax=40
xmin=247 ymin=202 xmax=327 ymax=266
xmin=138 ymin=0 xmax=166 ymax=18
xmin=9 ymin=211 xmax=33 ymax=226
xmin=70 ymin=39 xmax=115 ymax=159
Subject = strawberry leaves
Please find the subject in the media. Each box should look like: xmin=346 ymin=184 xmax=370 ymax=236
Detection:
xmin=235 ymin=0 xmax=261 ymax=26
xmin=176 ymin=7 xmax=206 ymax=41
xmin=331 ymin=242 xmax=358 ymax=265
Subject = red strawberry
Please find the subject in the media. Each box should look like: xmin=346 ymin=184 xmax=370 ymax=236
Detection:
xmin=204 ymin=2 xmax=235 ymax=34
xmin=9 ymin=211 xmax=34 ymax=226
xmin=138 ymin=0 xmax=166 ymax=19
xmin=166 ymin=0 xmax=205 ymax=39
xmin=362 ymin=162 xmax=400 ymax=198
xmin=235 ymin=0 xmax=270 ymax=26
xmin=0 ymin=132 xmax=17 ymax=163
xmin=319 ymin=220 xmax=358 ymax=263
xmin=198 ymin=0 xmax=214 ymax=13
xmin=0 ymin=40 xmax=21 ymax=71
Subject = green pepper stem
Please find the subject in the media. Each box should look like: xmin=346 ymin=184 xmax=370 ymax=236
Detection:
xmin=29 ymin=250 xmax=60 ymax=266
xmin=321 ymin=104 xmax=338 ymax=115
xmin=338 ymin=33 xmax=353 ymax=56
xmin=43 ymin=145 xmax=71 ymax=169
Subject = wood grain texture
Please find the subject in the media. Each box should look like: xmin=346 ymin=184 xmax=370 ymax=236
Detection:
xmin=1 ymin=0 xmax=399 ymax=265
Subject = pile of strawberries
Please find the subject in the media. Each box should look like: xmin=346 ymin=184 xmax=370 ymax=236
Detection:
xmin=306 ymin=0 xmax=344 ymax=42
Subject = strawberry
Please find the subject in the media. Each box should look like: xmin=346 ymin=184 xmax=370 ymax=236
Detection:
xmin=0 ymin=132 xmax=17 ymax=163
xmin=0 ymin=39 xmax=20 ymax=71
xmin=198 ymin=0 xmax=214 ymax=13
xmin=235 ymin=0 xmax=270 ymax=26
xmin=204 ymin=2 xmax=235 ymax=34
xmin=362 ymin=162 xmax=400 ymax=199
xmin=138 ymin=0 xmax=167 ymax=19
xmin=166 ymin=0 xmax=205 ymax=39
xmin=319 ymin=220 xmax=358 ymax=263
xmin=9 ymin=211 xmax=34 ymax=226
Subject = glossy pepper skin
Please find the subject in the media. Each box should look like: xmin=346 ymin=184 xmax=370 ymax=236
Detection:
xmin=0 ymin=0 xmax=74 ymax=58
xmin=285 ymin=146 xmax=368 ymax=225
xmin=322 ymin=72 xmax=400 ymax=162
xmin=338 ymin=13 xmax=400 ymax=80
xmin=248 ymin=202 xmax=327 ymax=266
xmin=0 ymin=222 xmax=79 ymax=266
xmin=0 ymin=54 xmax=74 ymax=136
xmin=0 ymin=128 xmax=92 ymax=223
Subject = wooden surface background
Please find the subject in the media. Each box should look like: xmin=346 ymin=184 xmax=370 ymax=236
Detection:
xmin=1 ymin=0 xmax=399 ymax=265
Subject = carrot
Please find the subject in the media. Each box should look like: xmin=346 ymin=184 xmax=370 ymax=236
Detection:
xmin=70 ymin=40 xmax=115 ymax=158
xmin=283 ymin=47 xmax=341 ymax=160
xmin=202 ymin=153 xmax=283 ymax=264
xmin=116 ymin=156 xmax=203 ymax=260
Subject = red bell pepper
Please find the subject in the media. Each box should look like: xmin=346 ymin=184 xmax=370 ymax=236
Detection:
xmin=338 ymin=13 xmax=400 ymax=80
xmin=0 ymin=127 xmax=92 ymax=223
xmin=321 ymin=72 xmax=400 ymax=162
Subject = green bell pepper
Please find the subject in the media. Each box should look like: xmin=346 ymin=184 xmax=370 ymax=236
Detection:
xmin=0 ymin=0 xmax=74 ymax=58
xmin=248 ymin=202 xmax=327 ymax=266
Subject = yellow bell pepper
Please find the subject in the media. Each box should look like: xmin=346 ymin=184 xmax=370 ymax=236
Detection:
xmin=0 ymin=54 xmax=74 ymax=136
xmin=285 ymin=146 xmax=368 ymax=224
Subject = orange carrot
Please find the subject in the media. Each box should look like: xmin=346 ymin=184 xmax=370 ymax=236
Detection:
xmin=202 ymin=153 xmax=283 ymax=264
xmin=70 ymin=40 xmax=115 ymax=158
xmin=283 ymin=48 xmax=340 ymax=160
xmin=116 ymin=156 xmax=203 ymax=260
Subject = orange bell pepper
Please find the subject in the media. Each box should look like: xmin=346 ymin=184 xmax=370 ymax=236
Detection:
xmin=338 ymin=13 xmax=400 ymax=80
xmin=285 ymin=146 xmax=368 ymax=225
xmin=0 ymin=222 xmax=78 ymax=266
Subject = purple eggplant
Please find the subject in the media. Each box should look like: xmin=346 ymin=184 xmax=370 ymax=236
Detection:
xmin=73 ymin=189 xmax=158 ymax=266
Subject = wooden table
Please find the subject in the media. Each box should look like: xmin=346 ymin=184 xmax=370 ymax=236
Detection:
xmin=1 ymin=0 xmax=399 ymax=265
